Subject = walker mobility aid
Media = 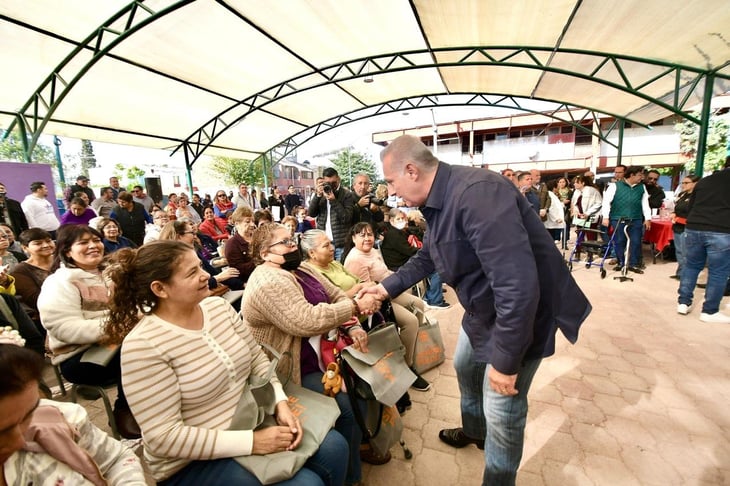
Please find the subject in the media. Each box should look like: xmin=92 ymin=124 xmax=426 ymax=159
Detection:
xmin=566 ymin=213 xmax=617 ymax=279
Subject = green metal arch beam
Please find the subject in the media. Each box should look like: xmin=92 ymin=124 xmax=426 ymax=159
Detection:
xmin=5 ymin=0 xmax=195 ymax=162
xmin=257 ymin=93 xmax=623 ymax=168
xmin=176 ymin=46 xmax=728 ymax=165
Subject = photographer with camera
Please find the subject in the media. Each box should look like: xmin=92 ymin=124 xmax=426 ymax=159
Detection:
xmin=351 ymin=173 xmax=385 ymax=227
xmin=308 ymin=168 xmax=356 ymax=262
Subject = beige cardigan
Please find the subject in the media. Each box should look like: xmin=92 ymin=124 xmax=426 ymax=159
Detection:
xmin=242 ymin=263 xmax=354 ymax=383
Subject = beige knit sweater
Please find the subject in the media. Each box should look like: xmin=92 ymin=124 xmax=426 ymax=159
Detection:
xmin=242 ymin=263 xmax=354 ymax=383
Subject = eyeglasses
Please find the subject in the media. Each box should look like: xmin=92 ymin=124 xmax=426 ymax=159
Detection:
xmin=216 ymin=194 xmax=226 ymax=198
xmin=268 ymin=237 xmax=298 ymax=248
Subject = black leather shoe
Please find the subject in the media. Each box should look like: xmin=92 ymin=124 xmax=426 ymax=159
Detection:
xmin=438 ymin=427 xmax=484 ymax=450
xmin=627 ymin=266 xmax=644 ymax=274
xmin=114 ymin=406 xmax=141 ymax=439
xmin=669 ymin=275 xmax=680 ymax=280
xmin=396 ymin=392 xmax=412 ymax=415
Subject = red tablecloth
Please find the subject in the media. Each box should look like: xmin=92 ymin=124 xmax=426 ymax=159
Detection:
xmin=644 ymin=218 xmax=674 ymax=252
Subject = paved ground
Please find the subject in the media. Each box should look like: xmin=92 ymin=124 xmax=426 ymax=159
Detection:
xmin=47 ymin=245 xmax=730 ymax=485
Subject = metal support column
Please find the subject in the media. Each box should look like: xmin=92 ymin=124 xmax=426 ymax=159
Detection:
xmin=616 ymin=119 xmax=624 ymax=167
xmin=53 ymin=136 xmax=67 ymax=189
xmin=183 ymin=149 xmax=194 ymax=197
xmin=695 ymin=74 xmax=715 ymax=176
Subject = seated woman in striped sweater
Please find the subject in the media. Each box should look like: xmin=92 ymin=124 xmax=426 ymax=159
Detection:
xmin=104 ymin=240 xmax=346 ymax=486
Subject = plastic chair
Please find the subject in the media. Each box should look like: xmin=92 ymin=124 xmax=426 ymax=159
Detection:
xmin=69 ymin=383 xmax=120 ymax=439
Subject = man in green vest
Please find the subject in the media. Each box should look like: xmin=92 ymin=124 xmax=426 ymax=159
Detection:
xmin=601 ymin=166 xmax=651 ymax=273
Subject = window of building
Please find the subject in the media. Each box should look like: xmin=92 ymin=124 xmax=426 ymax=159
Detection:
xmin=575 ymin=127 xmax=592 ymax=145
xmin=484 ymin=133 xmax=496 ymax=141
xmin=474 ymin=133 xmax=483 ymax=153
xmin=561 ymin=125 xmax=573 ymax=134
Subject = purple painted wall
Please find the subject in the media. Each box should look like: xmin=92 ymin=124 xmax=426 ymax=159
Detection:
xmin=0 ymin=161 xmax=62 ymax=218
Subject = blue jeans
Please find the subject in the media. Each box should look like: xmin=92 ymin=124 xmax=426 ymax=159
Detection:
xmin=673 ymin=230 xmax=686 ymax=276
xmin=302 ymin=372 xmax=362 ymax=485
xmin=454 ymin=329 xmax=542 ymax=486
xmin=610 ymin=219 xmax=644 ymax=267
xmin=678 ymin=230 xmax=730 ymax=314
xmin=483 ymin=360 xmax=541 ymax=486
xmin=454 ymin=329 xmax=487 ymax=440
xmin=159 ymin=430 xmax=347 ymax=486
xmin=424 ymin=272 xmax=445 ymax=305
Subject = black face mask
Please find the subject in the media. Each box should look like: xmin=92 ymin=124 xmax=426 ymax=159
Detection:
xmin=280 ymin=249 xmax=302 ymax=271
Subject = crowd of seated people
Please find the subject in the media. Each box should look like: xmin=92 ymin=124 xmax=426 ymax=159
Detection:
xmin=0 ymin=180 xmax=461 ymax=486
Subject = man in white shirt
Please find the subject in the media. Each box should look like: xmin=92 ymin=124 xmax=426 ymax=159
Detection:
xmin=231 ymin=183 xmax=252 ymax=209
xmin=21 ymin=182 xmax=60 ymax=236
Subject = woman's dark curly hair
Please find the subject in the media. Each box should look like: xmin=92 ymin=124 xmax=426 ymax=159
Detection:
xmin=104 ymin=240 xmax=192 ymax=344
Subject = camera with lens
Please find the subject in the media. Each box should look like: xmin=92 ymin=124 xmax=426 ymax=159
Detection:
xmin=368 ymin=194 xmax=385 ymax=206
xmin=323 ymin=183 xmax=333 ymax=194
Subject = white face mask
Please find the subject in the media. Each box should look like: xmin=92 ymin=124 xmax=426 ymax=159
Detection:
xmin=393 ymin=220 xmax=406 ymax=230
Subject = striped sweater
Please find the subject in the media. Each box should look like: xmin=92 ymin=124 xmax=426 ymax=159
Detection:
xmin=121 ymin=297 xmax=287 ymax=482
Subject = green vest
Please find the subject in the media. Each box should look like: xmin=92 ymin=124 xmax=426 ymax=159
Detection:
xmin=609 ymin=181 xmax=644 ymax=220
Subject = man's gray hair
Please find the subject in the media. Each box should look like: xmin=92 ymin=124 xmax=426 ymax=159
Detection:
xmin=380 ymin=135 xmax=438 ymax=171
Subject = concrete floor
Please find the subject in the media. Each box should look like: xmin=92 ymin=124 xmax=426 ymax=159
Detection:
xmin=49 ymin=245 xmax=730 ymax=485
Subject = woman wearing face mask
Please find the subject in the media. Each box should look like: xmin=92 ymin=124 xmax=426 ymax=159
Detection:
xmin=242 ymin=223 xmax=381 ymax=486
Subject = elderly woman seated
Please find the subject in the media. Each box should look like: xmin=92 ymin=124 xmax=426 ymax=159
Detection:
xmin=303 ymin=227 xmax=430 ymax=394
xmin=0 ymin=336 xmax=147 ymax=485
xmin=224 ymin=207 xmax=257 ymax=284
xmin=242 ymin=223 xmax=384 ymax=484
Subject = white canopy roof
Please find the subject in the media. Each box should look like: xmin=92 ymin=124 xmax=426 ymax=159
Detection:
xmin=1 ymin=0 xmax=728 ymax=164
